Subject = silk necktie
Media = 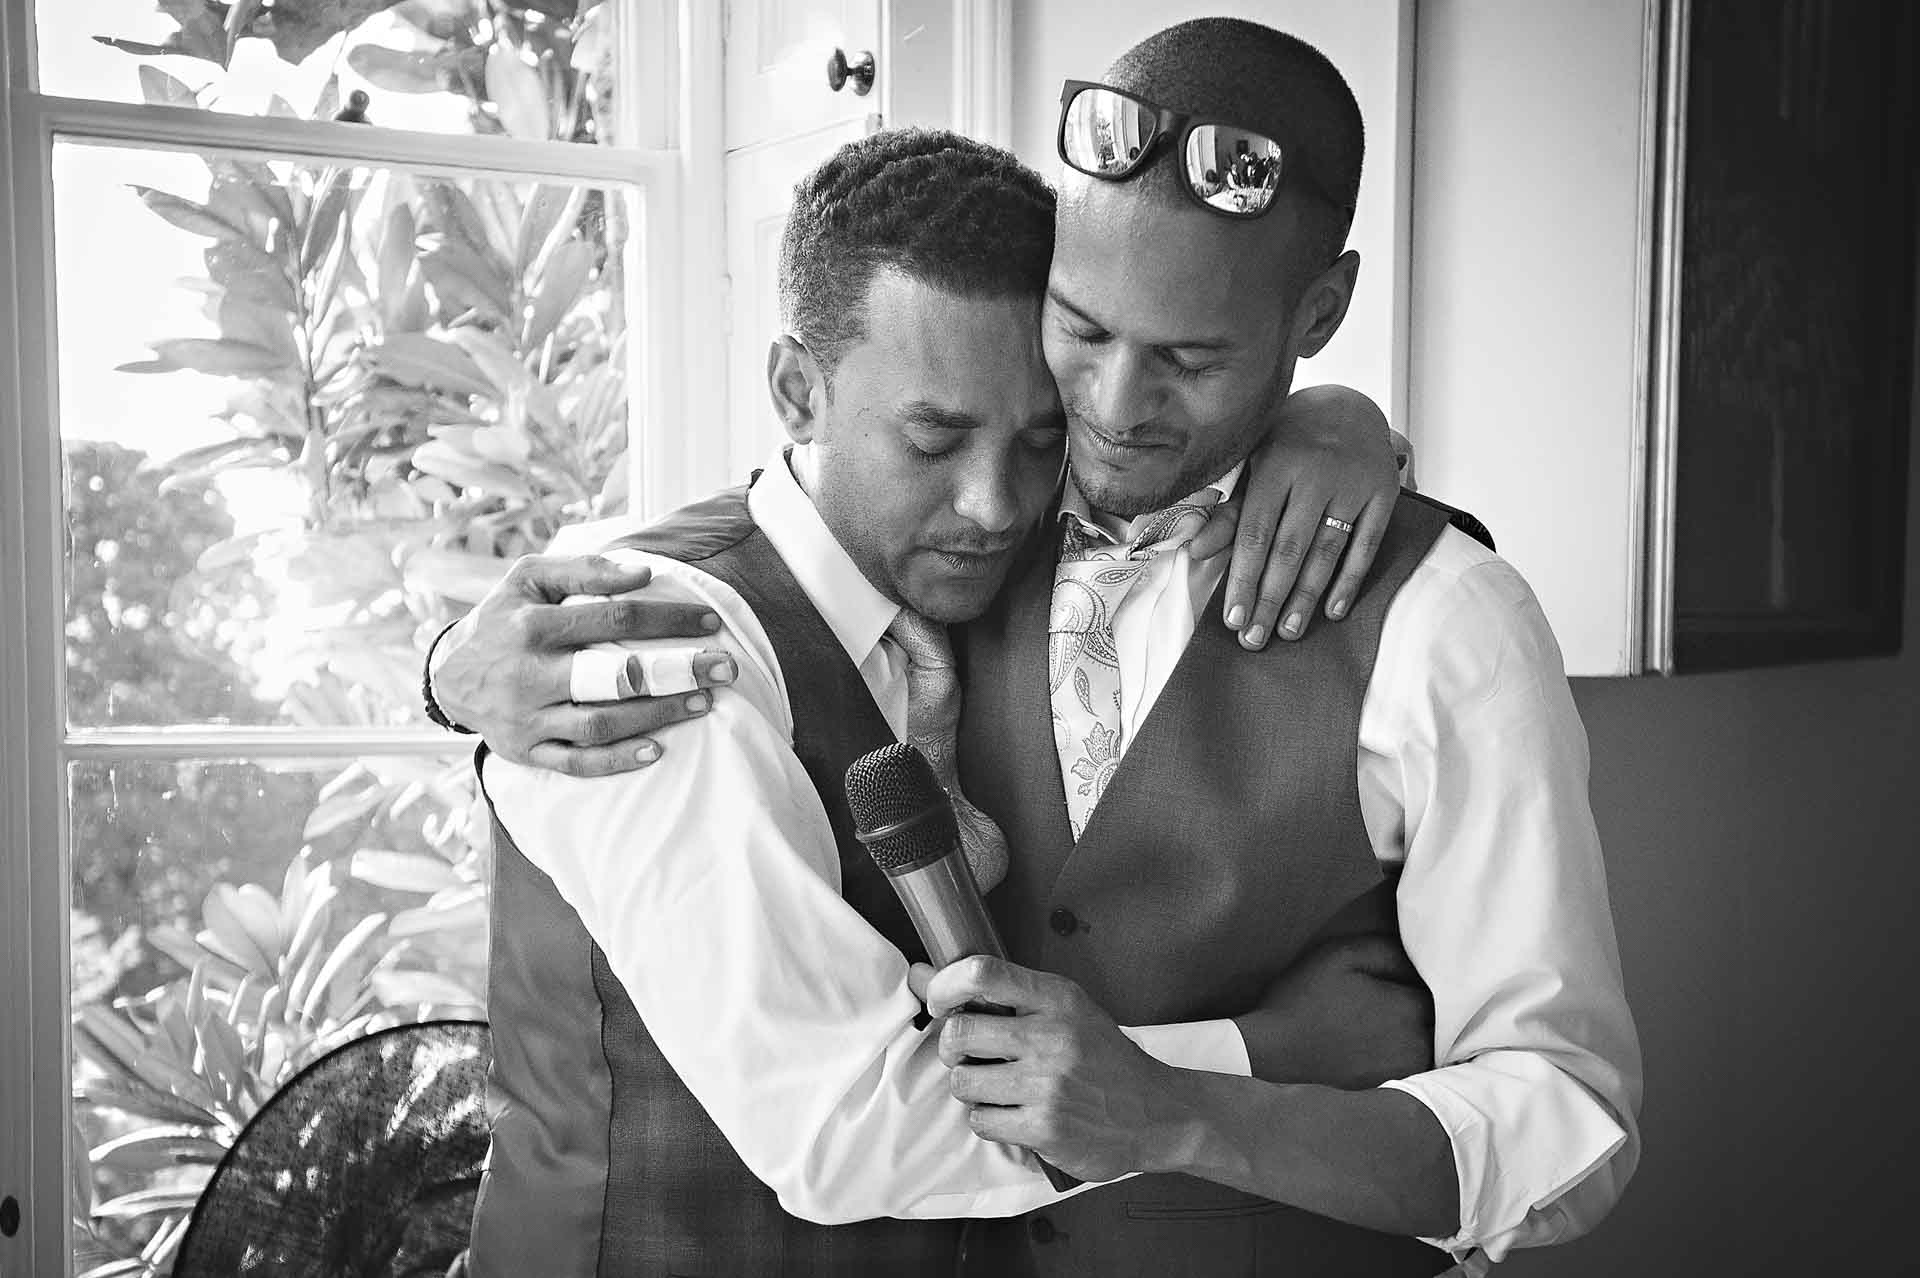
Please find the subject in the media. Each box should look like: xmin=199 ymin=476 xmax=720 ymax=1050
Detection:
xmin=885 ymin=609 xmax=1010 ymax=891
xmin=1049 ymin=491 xmax=1220 ymax=840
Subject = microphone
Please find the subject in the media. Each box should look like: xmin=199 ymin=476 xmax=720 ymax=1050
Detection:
xmin=846 ymin=742 xmax=1006 ymax=972
xmin=846 ymin=742 xmax=1079 ymax=1192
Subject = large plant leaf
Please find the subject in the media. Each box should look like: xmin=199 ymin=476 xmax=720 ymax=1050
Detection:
xmin=523 ymin=238 xmax=595 ymax=348
xmin=447 ymin=328 xmax=529 ymax=395
xmin=284 ymin=872 xmax=340 ymax=973
xmin=299 ymin=912 xmax=388 ymax=1023
xmin=195 ymin=1000 xmax=250 ymax=1109
xmin=142 ymin=1213 xmax=193 ymax=1271
xmin=388 ymin=884 xmax=486 ymax=938
xmin=350 ymin=848 xmax=464 ymax=894
xmin=224 ymin=0 xmax=266 ymax=61
xmin=93 ymin=1178 xmax=212 ymax=1221
xmin=89 ymin=1127 xmax=228 ymax=1176
xmin=214 ymin=296 xmax=301 ymax=363
xmin=301 ymin=171 xmax=356 ymax=279
xmin=158 ymin=438 xmax=287 ymax=489
xmin=487 ymin=42 xmax=552 ymax=141
xmin=251 ymin=0 xmax=411 ymax=65
xmin=135 ymin=186 xmax=246 ymax=241
xmin=520 ymin=182 xmax=588 ymax=280
xmin=412 ymin=440 xmax=536 ymax=497
xmin=365 ymin=334 xmax=494 ymax=397
xmin=347 ymin=43 xmax=455 ymax=93
xmin=423 ymin=181 xmax=514 ymax=280
xmin=205 ymin=241 xmax=296 ymax=309
xmin=74 ymin=1080 xmax=223 ymax=1130
xmin=72 ymin=1007 xmax=220 ymax=1113
xmin=201 ymin=883 xmax=282 ymax=976
xmin=104 ymin=1 xmax=232 ymax=66
xmin=568 ymin=358 xmax=626 ymax=442
xmin=149 ymin=338 xmax=289 ymax=378
xmin=376 ymin=202 xmax=419 ymax=315
xmin=514 ymin=182 xmax=572 ymax=275
xmin=137 ymin=65 xmax=201 ymax=106
xmin=421 ymin=237 xmax=512 ymax=319
xmin=216 ymin=158 xmax=297 ymax=235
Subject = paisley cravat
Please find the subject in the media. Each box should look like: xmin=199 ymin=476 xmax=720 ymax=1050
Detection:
xmin=1048 ymin=491 xmax=1219 ymax=839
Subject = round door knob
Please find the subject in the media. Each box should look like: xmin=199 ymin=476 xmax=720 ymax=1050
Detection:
xmin=827 ymin=47 xmax=875 ymax=96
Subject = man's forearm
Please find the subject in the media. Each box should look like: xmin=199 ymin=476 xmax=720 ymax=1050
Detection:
xmin=1145 ymin=1071 xmax=1458 ymax=1238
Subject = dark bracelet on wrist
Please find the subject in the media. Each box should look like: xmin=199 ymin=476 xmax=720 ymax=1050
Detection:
xmin=422 ymin=618 xmax=476 ymax=735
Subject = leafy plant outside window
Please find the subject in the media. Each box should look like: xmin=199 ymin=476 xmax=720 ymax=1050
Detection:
xmin=66 ymin=3 xmax=629 ymax=1271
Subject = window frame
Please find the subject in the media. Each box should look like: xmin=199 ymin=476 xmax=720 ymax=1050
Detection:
xmin=0 ymin=2 xmax=725 ymax=1268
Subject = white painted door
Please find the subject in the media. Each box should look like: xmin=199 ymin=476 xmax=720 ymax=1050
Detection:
xmin=723 ymin=0 xmax=882 ymax=481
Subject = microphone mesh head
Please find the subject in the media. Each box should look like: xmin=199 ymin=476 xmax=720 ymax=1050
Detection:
xmin=844 ymin=742 xmax=959 ymax=872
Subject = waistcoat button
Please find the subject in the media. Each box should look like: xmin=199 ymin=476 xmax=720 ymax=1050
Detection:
xmin=1049 ymin=907 xmax=1079 ymax=936
xmin=1029 ymin=1215 xmax=1058 ymax=1243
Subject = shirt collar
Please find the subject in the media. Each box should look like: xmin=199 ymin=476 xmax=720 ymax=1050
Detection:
xmin=1058 ymin=459 xmax=1246 ymax=546
xmin=746 ymin=445 xmax=903 ymax=670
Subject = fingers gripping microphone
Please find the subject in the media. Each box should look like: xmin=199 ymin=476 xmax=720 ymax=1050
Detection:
xmin=846 ymin=742 xmax=1079 ymax=1192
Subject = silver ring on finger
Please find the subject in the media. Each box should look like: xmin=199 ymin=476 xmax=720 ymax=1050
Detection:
xmin=1322 ymin=514 xmax=1357 ymax=536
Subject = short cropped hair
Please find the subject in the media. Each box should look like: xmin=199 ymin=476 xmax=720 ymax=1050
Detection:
xmin=778 ymin=128 xmax=1057 ymax=382
xmin=1107 ymin=19 xmax=1364 ymax=255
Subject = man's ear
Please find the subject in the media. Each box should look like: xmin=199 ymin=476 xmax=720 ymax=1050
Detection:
xmin=1290 ymin=250 xmax=1360 ymax=360
xmin=768 ymin=335 xmax=826 ymax=443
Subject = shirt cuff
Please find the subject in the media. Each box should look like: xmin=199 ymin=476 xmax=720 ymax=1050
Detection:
xmin=1382 ymin=1055 xmax=1628 ymax=1261
xmin=1120 ymin=1019 xmax=1252 ymax=1077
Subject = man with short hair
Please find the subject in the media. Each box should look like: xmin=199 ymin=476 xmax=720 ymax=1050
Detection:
xmin=455 ymin=19 xmax=1640 ymax=1278
xmin=464 ymin=125 xmax=1423 ymax=1278
xmin=913 ymin=22 xmax=1638 ymax=1276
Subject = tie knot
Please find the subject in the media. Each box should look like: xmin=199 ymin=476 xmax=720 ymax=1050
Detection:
xmin=887 ymin=609 xmax=953 ymax=670
xmin=1061 ymin=489 xmax=1220 ymax=564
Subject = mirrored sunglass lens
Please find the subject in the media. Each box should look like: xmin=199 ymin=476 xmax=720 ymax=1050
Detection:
xmin=1062 ymin=88 xmax=1157 ymax=175
xmin=1184 ymin=125 xmax=1285 ymax=215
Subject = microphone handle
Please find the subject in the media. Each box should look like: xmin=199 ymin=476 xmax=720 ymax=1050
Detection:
xmin=885 ymin=854 xmax=1082 ymax=1193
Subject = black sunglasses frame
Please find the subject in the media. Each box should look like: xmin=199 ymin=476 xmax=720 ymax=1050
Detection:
xmin=1055 ymin=79 xmax=1352 ymax=221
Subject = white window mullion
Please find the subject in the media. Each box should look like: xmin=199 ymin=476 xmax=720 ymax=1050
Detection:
xmin=33 ymin=93 xmax=675 ymax=188
xmin=2 ymin=2 xmax=75 ymax=1265
xmin=64 ymin=728 xmax=466 ymax=760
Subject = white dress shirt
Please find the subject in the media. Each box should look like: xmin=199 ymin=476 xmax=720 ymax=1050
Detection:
xmin=485 ymin=448 xmax=1245 ymax=1226
xmin=1059 ymin=469 xmax=1643 ymax=1273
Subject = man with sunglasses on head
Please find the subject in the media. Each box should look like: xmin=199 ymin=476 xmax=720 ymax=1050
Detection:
xmin=908 ymin=22 xmax=1638 ymax=1277
xmin=449 ymin=17 xmax=1639 ymax=1278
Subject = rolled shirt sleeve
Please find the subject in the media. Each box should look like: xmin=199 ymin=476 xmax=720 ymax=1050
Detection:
xmin=1362 ymin=532 xmax=1643 ymax=1266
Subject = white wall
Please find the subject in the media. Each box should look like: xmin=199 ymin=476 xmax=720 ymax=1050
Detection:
xmin=1008 ymin=0 xmax=1415 ymax=426
xmin=1408 ymin=0 xmax=1659 ymax=677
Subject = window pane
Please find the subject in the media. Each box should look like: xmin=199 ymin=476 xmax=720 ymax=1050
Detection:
xmin=69 ymin=753 xmax=486 ymax=1268
xmin=37 ymin=0 xmax=625 ymax=144
xmin=56 ymin=142 xmax=635 ymax=728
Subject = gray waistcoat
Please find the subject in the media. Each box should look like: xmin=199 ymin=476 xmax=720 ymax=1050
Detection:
xmin=954 ymin=492 xmax=1468 ymax=1278
xmin=468 ymin=484 xmax=964 ymax=1277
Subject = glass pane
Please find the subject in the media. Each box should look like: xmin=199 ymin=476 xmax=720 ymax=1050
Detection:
xmin=56 ymin=141 xmax=635 ymax=728
xmin=37 ymin=0 xmax=624 ymax=144
xmin=69 ymin=753 xmax=486 ymax=1269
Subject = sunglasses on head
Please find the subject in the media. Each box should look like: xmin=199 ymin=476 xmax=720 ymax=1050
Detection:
xmin=1055 ymin=79 xmax=1351 ymax=221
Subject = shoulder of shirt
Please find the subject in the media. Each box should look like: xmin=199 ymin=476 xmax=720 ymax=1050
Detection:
xmin=483 ymin=546 xmax=793 ymax=810
xmin=1379 ymin=525 xmax=1570 ymax=701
